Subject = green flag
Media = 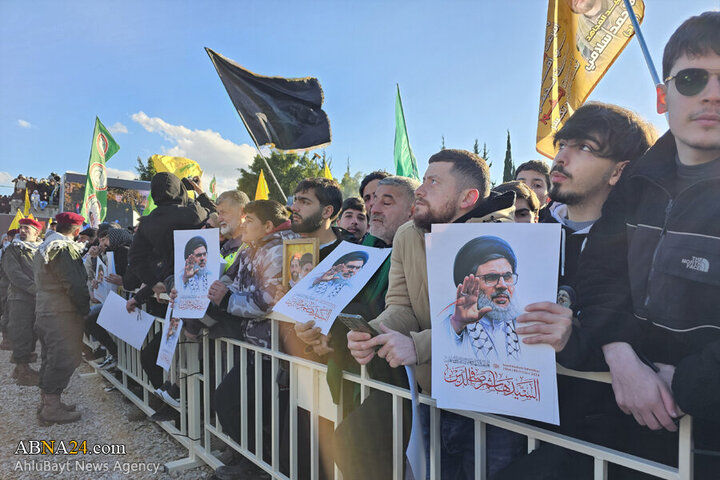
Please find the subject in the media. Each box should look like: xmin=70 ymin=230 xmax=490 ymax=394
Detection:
xmin=209 ymin=175 xmax=217 ymax=201
xmin=142 ymin=193 xmax=156 ymax=216
xmin=81 ymin=117 xmax=119 ymax=227
xmin=393 ymin=84 xmax=419 ymax=180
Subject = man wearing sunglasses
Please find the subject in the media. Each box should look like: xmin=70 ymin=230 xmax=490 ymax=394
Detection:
xmin=554 ymin=11 xmax=720 ymax=477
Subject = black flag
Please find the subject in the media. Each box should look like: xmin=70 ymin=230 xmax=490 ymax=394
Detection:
xmin=206 ymin=48 xmax=331 ymax=151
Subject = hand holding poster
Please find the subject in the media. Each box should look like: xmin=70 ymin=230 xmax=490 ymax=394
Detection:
xmin=173 ymin=228 xmax=221 ymax=318
xmin=156 ymin=308 xmax=183 ymax=371
xmin=273 ymin=241 xmax=391 ymax=335
xmin=428 ymin=223 xmax=561 ymax=424
xmin=97 ymin=291 xmax=156 ymax=350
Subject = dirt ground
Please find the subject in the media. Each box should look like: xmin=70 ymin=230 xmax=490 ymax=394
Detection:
xmin=0 ymin=346 xmax=214 ymax=480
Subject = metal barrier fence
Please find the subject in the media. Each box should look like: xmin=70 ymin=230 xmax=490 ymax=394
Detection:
xmin=85 ymin=311 xmax=694 ymax=480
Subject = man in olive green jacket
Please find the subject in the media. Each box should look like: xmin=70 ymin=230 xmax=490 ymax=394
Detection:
xmin=4 ymin=218 xmax=43 ymax=385
xmin=348 ymin=149 xmax=518 ymax=478
xmin=34 ymin=212 xmax=89 ymax=425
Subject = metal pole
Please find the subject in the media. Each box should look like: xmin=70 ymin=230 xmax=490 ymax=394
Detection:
xmin=243 ymin=129 xmax=288 ymax=203
xmin=622 ymin=0 xmax=661 ymax=86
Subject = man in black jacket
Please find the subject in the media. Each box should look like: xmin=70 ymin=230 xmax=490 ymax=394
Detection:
xmin=505 ymin=12 xmax=720 ymax=479
xmin=127 ymin=172 xmax=215 ymax=311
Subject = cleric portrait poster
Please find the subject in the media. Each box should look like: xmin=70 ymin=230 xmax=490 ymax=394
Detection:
xmin=428 ymin=223 xmax=561 ymax=424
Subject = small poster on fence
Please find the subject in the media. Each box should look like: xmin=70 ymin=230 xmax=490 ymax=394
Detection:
xmin=97 ymin=291 xmax=156 ymax=350
xmin=173 ymin=228 xmax=221 ymax=318
xmin=428 ymin=223 xmax=561 ymax=424
xmin=156 ymin=308 xmax=183 ymax=371
xmin=273 ymin=240 xmax=391 ymax=334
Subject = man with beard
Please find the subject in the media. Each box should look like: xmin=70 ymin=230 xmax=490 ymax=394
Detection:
xmin=296 ymin=175 xmax=418 ymax=352
xmin=288 ymin=253 xmax=302 ymax=287
xmin=182 ymin=236 xmax=209 ymax=293
xmin=446 ymin=236 xmax=521 ymax=362
xmin=543 ymin=102 xmax=656 ymax=296
xmin=493 ymin=103 xmax=655 ymax=478
xmin=290 ymin=177 xmax=353 ymax=259
xmin=4 ymin=218 xmax=43 ymax=385
xmin=347 ymin=149 xmax=517 ymax=478
xmin=215 ymin=189 xmax=250 ymax=276
xmin=310 ymin=251 xmax=368 ymax=298
xmin=34 ymin=212 xmax=88 ymax=425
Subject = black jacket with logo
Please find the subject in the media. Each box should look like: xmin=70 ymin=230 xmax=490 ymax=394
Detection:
xmin=571 ymin=131 xmax=720 ymax=422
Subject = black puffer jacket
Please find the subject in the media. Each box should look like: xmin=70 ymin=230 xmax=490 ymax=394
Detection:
xmin=572 ymin=131 xmax=720 ymax=422
xmin=128 ymin=173 xmax=215 ymax=304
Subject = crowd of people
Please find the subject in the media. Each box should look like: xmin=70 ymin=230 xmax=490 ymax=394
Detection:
xmin=0 ymin=173 xmax=62 ymax=214
xmin=0 ymin=12 xmax=718 ymax=480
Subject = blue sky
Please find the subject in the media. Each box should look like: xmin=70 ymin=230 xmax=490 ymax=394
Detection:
xmin=1 ymin=0 xmax=717 ymax=195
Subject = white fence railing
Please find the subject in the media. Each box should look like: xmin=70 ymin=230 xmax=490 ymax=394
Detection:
xmin=85 ymin=310 xmax=694 ymax=480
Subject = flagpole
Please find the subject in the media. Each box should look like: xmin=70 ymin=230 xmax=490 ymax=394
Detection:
xmin=235 ymin=111 xmax=288 ymax=203
xmin=622 ymin=0 xmax=661 ymax=86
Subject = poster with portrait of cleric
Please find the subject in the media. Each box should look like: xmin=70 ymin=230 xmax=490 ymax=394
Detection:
xmin=173 ymin=228 xmax=221 ymax=318
xmin=273 ymin=241 xmax=391 ymax=335
xmin=428 ymin=223 xmax=561 ymax=424
xmin=156 ymin=308 xmax=183 ymax=372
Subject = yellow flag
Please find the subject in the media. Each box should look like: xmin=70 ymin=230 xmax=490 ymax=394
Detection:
xmin=321 ymin=161 xmax=333 ymax=180
xmin=255 ymin=169 xmax=270 ymax=200
xmin=151 ymin=154 xmax=203 ymax=179
xmin=536 ymin=0 xmax=644 ymax=158
xmin=23 ymin=189 xmax=30 ymax=216
xmin=9 ymin=210 xmax=24 ymax=230
xmin=27 ymin=213 xmax=36 ymax=221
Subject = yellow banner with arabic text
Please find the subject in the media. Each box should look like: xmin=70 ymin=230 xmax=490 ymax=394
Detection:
xmin=536 ymin=0 xmax=644 ymax=159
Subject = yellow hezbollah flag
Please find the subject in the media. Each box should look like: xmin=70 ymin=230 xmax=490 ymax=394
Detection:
xmin=536 ymin=0 xmax=644 ymax=158
xmin=151 ymin=154 xmax=203 ymax=179
xmin=321 ymin=161 xmax=333 ymax=180
xmin=23 ymin=189 xmax=30 ymax=216
xmin=255 ymin=169 xmax=270 ymax=200
xmin=9 ymin=210 xmax=24 ymax=230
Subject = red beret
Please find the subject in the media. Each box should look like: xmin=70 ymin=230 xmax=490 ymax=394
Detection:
xmin=55 ymin=212 xmax=85 ymax=226
xmin=19 ymin=218 xmax=43 ymax=231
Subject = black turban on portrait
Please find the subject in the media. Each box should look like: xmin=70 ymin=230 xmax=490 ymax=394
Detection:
xmin=453 ymin=235 xmax=517 ymax=286
xmin=184 ymin=236 xmax=208 ymax=258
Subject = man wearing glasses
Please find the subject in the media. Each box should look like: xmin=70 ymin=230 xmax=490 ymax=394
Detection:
xmin=182 ymin=236 xmax=210 ymax=293
xmin=520 ymin=12 xmax=720 ymax=478
xmin=446 ymin=236 xmax=522 ymax=362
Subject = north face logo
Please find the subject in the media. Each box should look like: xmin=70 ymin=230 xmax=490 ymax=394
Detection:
xmin=681 ymin=256 xmax=710 ymax=273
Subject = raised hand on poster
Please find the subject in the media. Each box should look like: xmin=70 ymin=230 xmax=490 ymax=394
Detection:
xmin=183 ymin=253 xmax=198 ymax=284
xmin=451 ymin=274 xmax=492 ymax=334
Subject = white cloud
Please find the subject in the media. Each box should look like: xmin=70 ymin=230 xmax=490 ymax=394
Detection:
xmin=0 ymin=171 xmax=12 ymax=184
xmin=106 ymin=167 xmax=137 ymax=181
xmin=17 ymin=119 xmax=32 ymax=128
xmin=131 ymin=111 xmax=255 ymax=195
xmin=108 ymin=122 xmax=128 ymax=135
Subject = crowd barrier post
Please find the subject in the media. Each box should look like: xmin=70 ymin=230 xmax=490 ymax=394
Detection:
xmin=85 ymin=312 xmax=695 ymax=480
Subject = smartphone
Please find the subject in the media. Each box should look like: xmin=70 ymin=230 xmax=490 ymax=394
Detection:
xmin=336 ymin=313 xmax=381 ymax=337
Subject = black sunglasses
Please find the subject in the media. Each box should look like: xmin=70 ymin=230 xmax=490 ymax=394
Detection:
xmin=665 ymin=68 xmax=720 ymax=97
